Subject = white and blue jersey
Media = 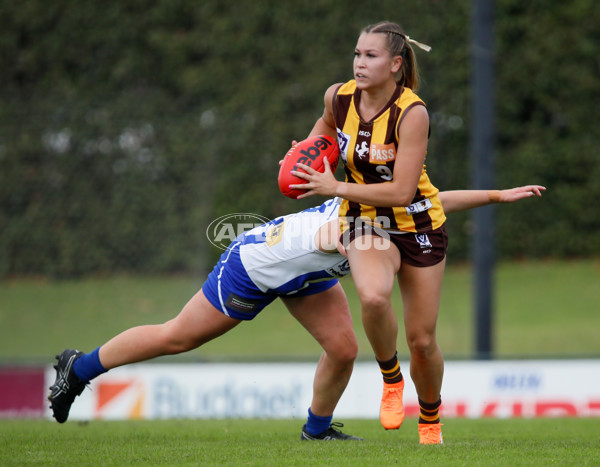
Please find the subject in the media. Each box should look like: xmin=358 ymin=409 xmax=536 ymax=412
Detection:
xmin=202 ymin=198 xmax=350 ymax=320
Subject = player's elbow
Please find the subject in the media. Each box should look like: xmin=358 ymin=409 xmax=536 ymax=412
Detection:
xmin=392 ymin=191 xmax=416 ymax=208
xmin=379 ymin=181 xmax=417 ymax=208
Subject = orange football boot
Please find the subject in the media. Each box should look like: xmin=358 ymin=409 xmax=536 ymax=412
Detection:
xmin=379 ymin=380 xmax=405 ymax=430
xmin=418 ymin=423 xmax=444 ymax=445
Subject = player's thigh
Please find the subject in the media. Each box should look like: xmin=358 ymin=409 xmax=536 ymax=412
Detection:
xmin=346 ymin=235 xmax=400 ymax=300
xmin=398 ymin=259 xmax=446 ymax=336
xmin=283 ymin=283 xmax=357 ymax=358
xmin=167 ymin=289 xmax=242 ymax=344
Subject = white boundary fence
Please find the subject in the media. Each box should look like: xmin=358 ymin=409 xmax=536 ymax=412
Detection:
xmin=47 ymin=360 xmax=600 ymax=420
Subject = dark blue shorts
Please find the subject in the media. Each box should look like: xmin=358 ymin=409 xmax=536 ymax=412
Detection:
xmin=201 ymin=243 xmax=338 ymax=320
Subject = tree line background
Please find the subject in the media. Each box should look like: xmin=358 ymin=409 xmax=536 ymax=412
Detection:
xmin=1 ymin=0 xmax=598 ymax=278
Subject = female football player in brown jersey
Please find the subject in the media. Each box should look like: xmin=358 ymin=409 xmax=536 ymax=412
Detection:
xmin=290 ymin=20 xmax=478 ymax=444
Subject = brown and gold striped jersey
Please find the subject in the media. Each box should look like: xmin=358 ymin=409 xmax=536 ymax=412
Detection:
xmin=333 ymin=80 xmax=446 ymax=233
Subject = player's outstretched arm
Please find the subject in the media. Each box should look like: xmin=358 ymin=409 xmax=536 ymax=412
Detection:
xmin=439 ymin=185 xmax=546 ymax=214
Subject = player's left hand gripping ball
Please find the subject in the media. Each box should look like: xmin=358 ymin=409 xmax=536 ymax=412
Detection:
xmin=278 ymin=135 xmax=340 ymax=199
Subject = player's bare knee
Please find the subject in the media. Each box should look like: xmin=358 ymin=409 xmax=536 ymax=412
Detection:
xmin=334 ymin=340 xmax=358 ymax=365
xmin=358 ymin=291 xmax=390 ymax=315
xmin=406 ymin=333 xmax=437 ymax=358
xmin=324 ymin=334 xmax=358 ymax=366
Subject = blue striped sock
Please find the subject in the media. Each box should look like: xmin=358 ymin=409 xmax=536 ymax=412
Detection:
xmin=305 ymin=407 xmax=332 ymax=436
xmin=73 ymin=347 xmax=107 ymax=383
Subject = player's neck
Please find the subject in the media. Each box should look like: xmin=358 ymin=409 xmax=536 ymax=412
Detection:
xmin=359 ymin=81 xmax=397 ymax=121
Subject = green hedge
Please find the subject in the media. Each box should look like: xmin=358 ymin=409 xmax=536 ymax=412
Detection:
xmin=1 ymin=0 xmax=598 ymax=277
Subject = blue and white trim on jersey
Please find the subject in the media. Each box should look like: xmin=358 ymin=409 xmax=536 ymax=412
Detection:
xmin=201 ymin=198 xmax=350 ymax=320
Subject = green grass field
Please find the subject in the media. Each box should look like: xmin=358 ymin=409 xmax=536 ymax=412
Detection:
xmin=2 ymin=260 xmax=599 ymax=465
xmin=2 ymin=418 xmax=599 ymax=466
xmin=1 ymin=259 xmax=599 ymax=362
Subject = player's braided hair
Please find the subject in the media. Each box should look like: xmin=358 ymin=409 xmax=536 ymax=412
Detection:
xmin=362 ymin=21 xmax=431 ymax=91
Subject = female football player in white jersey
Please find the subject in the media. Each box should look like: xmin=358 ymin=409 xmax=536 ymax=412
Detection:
xmin=49 ymin=185 xmax=544 ymax=440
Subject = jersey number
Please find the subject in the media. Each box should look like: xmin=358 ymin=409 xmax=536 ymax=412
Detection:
xmin=376 ymin=165 xmax=393 ymax=181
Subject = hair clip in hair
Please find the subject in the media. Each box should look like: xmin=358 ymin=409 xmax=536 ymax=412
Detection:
xmin=405 ymin=35 xmax=432 ymax=53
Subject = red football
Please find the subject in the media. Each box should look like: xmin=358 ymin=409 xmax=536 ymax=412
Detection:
xmin=278 ymin=135 xmax=340 ymax=199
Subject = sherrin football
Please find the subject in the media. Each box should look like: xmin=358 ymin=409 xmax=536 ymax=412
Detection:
xmin=278 ymin=135 xmax=340 ymax=199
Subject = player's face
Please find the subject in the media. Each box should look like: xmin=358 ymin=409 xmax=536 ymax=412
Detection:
xmin=354 ymin=33 xmax=401 ymax=90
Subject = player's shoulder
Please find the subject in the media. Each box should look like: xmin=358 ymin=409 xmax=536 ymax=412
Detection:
xmin=399 ymin=102 xmax=429 ymax=129
xmin=398 ymin=86 xmax=426 ymax=107
xmin=330 ymin=80 xmax=356 ymax=97
xmin=325 ymin=82 xmax=347 ymax=100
